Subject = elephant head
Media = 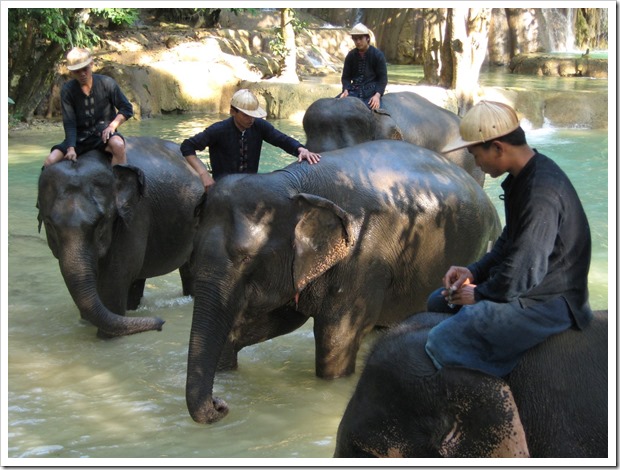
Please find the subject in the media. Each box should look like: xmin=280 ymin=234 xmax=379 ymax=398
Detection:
xmin=185 ymin=176 xmax=355 ymax=423
xmin=303 ymin=97 xmax=403 ymax=152
xmin=334 ymin=314 xmax=530 ymax=458
xmin=37 ymin=153 xmax=165 ymax=336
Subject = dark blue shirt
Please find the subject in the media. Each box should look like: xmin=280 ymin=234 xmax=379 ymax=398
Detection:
xmin=341 ymin=45 xmax=388 ymax=98
xmin=180 ymin=117 xmax=304 ymax=179
xmin=468 ymin=151 xmax=592 ymax=329
xmin=60 ymin=74 xmax=133 ymax=148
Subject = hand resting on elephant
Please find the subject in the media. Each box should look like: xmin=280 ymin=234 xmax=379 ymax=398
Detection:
xmin=37 ymin=136 xmax=205 ymax=337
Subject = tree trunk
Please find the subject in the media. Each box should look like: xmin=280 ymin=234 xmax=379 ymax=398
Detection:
xmin=420 ymin=8 xmax=445 ymax=85
xmin=279 ymin=8 xmax=299 ymax=83
xmin=449 ymin=8 xmax=492 ymax=115
xmin=13 ymin=41 xmax=64 ymax=123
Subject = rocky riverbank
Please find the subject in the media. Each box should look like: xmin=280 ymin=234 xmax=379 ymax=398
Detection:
xmin=20 ymin=10 xmax=609 ymax=131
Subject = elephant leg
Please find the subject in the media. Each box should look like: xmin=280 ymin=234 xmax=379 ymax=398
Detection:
xmin=179 ymin=261 xmax=194 ymax=297
xmin=313 ymin=315 xmax=370 ymax=378
xmin=313 ymin=279 xmax=385 ymax=378
xmin=127 ymin=278 xmax=146 ymax=310
xmin=217 ymin=341 xmax=238 ymax=371
xmin=97 ymin=269 xmax=130 ymax=316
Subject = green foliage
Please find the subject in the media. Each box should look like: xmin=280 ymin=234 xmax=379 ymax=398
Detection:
xmin=270 ymin=10 xmax=308 ymax=60
xmin=8 ymin=8 xmax=99 ymax=49
xmin=91 ymin=8 xmax=139 ymax=26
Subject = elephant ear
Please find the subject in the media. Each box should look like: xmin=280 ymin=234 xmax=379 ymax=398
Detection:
xmin=373 ymin=109 xmax=404 ymax=141
xmin=437 ymin=367 xmax=530 ymax=458
xmin=113 ymin=164 xmax=145 ymax=223
xmin=292 ymin=193 xmax=355 ymax=293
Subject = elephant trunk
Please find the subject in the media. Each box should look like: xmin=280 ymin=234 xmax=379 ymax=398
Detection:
xmin=58 ymin=242 xmax=164 ymax=337
xmin=186 ymin=277 xmax=239 ymax=424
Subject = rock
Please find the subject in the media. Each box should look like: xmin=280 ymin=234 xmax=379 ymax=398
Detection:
xmin=509 ymin=53 xmax=608 ymax=78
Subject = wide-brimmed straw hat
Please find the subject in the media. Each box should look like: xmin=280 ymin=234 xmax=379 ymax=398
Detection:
xmin=349 ymin=23 xmax=371 ymax=36
xmin=230 ymin=89 xmax=267 ymax=118
xmin=443 ymin=101 xmax=521 ymax=153
xmin=66 ymin=47 xmax=93 ymax=71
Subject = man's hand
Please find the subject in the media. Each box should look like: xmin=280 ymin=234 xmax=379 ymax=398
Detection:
xmin=200 ymin=171 xmax=215 ymax=193
xmin=101 ymin=125 xmax=116 ymax=143
xmin=338 ymin=90 xmax=349 ymax=99
xmin=441 ymin=266 xmax=476 ymax=306
xmin=368 ymin=93 xmax=381 ymax=110
xmin=297 ymin=148 xmax=321 ymax=165
xmin=65 ymin=147 xmax=78 ymax=162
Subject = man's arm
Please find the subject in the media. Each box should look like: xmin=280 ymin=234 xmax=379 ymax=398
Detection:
xmin=185 ymin=154 xmax=215 ymax=192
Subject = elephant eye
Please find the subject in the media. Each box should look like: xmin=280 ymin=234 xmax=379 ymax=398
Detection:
xmin=241 ymin=255 xmax=252 ymax=263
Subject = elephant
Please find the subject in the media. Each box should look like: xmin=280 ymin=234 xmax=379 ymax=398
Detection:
xmin=185 ymin=139 xmax=502 ymax=424
xmin=37 ymin=136 xmax=205 ymax=337
xmin=302 ymin=91 xmax=485 ymax=186
xmin=334 ymin=310 xmax=608 ymax=458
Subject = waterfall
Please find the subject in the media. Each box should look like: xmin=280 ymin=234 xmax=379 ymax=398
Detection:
xmin=354 ymin=8 xmax=363 ymax=25
xmin=541 ymin=8 xmax=576 ymax=52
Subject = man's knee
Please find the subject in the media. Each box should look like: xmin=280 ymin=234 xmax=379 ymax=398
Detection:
xmin=106 ymin=135 xmax=126 ymax=155
xmin=44 ymin=149 xmax=65 ymax=167
xmin=426 ymin=287 xmax=461 ymax=313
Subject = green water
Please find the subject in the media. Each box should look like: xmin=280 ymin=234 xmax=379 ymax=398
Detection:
xmin=4 ymin=71 xmax=610 ymax=462
xmin=388 ymin=63 xmax=609 ymax=92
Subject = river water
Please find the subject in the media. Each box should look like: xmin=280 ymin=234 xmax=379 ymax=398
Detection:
xmin=4 ymin=69 xmax=610 ymax=463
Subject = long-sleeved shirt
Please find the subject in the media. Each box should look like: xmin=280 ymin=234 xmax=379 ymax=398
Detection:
xmin=180 ymin=117 xmax=304 ymax=179
xmin=468 ymin=151 xmax=592 ymax=329
xmin=60 ymin=74 xmax=133 ymax=148
xmin=341 ymin=45 xmax=388 ymax=99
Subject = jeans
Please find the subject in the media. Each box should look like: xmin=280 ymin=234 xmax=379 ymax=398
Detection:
xmin=424 ymin=292 xmax=574 ymax=377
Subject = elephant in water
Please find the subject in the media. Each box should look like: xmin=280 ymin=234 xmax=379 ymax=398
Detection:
xmin=185 ymin=140 xmax=501 ymax=424
xmin=37 ymin=136 xmax=205 ymax=337
xmin=334 ymin=310 xmax=608 ymax=458
xmin=302 ymin=91 xmax=485 ymax=186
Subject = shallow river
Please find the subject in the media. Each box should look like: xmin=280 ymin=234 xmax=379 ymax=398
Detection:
xmin=4 ymin=72 xmax=610 ymax=462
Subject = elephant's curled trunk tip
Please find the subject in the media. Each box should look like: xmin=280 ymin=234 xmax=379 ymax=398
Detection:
xmin=189 ymin=397 xmax=230 ymax=424
xmin=97 ymin=316 xmax=165 ymax=338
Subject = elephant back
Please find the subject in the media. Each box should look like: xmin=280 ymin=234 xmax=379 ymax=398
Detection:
xmin=123 ymin=136 xmax=204 ymax=206
xmin=303 ymin=97 xmax=375 ymax=152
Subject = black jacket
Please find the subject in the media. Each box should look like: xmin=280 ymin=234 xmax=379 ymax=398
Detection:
xmin=180 ymin=117 xmax=303 ymax=179
xmin=341 ymin=45 xmax=388 ymax=98
xmin=60 ymin=74 xmax=133 ymax=148
xmin=469 ymin=151 xmax=592 ymax=329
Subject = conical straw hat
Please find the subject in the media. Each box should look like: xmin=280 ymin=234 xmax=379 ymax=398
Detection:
xmin=230 ymin=89 xmax=266 ymax=118
xmin=443 ymin=101 xmax=520 ymax=153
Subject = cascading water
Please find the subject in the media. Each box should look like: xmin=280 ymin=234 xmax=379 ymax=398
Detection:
xmin=540 ymin=8 xmax=576 ymax=52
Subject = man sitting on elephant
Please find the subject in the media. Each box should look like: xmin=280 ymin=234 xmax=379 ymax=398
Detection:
xmin=180 ymin=89 xmax=321 ymax=192
xmin=44 ymin=47 xmax=133 ymax=168
xmin=425 ymin=100 xmax=593 ymax=378
xmin=337 ymin=23 xmax=387 ymax=111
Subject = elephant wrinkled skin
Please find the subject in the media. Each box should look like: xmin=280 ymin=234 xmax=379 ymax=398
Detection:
xmin=37 ymin=136 xmax=205 ymax=337
xmin=303 ymin=91 xmax=485 ymax=186
xmin=185 ymin=140 xmax=501 ymax=424
xmin=334 ymin=310 xmax=608 ymax=458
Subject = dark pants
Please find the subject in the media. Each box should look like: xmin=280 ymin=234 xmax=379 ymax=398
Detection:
xmin=338 ymin=87 xmax=381 ymax=109
xmin=425 ymin=288 xmax=574 ymax=377
xmin=51 ymin=131 xmax=124 ymax=157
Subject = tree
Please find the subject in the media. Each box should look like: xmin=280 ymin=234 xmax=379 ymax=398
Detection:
xmin=419 ymin=7 xmax=492 ymax=115
xmin=449 ymin=8 xmax=492 ymax=114
xmin=8 ymin=8 xmax=137 ymax=122
xmin=271 ymin=8 xmax=307 ymax=83
xmin=279 ymin=8 xmax=298 ymax=83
